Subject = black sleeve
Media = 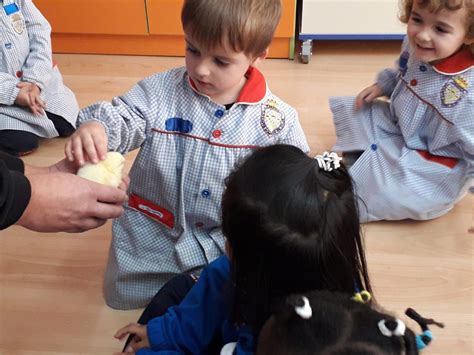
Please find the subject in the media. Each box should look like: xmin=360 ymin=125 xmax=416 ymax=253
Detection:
xmin=0 ymin=155 xmax=31 ymax=230
xmin=0 ymin=151 xmax=25 ymax=172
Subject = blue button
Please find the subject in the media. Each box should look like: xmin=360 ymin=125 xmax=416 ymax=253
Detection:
xmin=371 ymin=144 xmax=377 ymax=151
xmin=201 ymin=189 xmax=211 ymax=198
xmin=214 ymin=109 xmax=224 ymax=118
xmin=419 ymin=65 xmax=427 ymax=72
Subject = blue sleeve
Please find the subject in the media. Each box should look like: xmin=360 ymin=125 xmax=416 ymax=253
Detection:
xmin=137 ymin=349 xmax=181 ymax=355
xmin=146 ymin=256 xmax=232 ymax=352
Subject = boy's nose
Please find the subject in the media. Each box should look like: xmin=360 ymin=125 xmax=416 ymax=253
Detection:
xmin=195 ymin=61 xmax=211 ymax=77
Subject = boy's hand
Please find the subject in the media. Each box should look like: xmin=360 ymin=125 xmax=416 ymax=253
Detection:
xmin=114 ymin=323 xmax=150 ymax=354
xmin=15 ymin=82 xmax=45 ymax=115
xmin=354 ymin=83 xmax=383 ymax=110
xmin=65 ymin=121 xmax=108 ymax=166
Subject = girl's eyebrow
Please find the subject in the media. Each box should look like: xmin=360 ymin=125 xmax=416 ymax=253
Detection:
xmin=435 ymin=20 xmax=454 ymax=31
xmin=411 ymin=10 xmax=454 ymax=31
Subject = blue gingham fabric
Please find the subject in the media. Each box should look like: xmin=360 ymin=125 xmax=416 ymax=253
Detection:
xmin=330 ymin=37 xmax=473 ymax=222
xmin=78 ymin=66 xmax=309 ymax=309
xmin=0 ymin=0 xmax=78 ymax=136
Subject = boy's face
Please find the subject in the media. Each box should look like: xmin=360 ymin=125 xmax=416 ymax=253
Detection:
xmin=184 ymin=35 xmax=263 ymax=104
xmin=406 ymin=2 xmax=472 ymax=64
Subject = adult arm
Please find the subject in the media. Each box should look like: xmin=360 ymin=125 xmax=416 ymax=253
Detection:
xmin=0 ymin=153 xmax=31 ymax=229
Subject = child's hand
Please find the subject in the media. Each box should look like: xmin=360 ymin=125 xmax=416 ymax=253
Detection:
xmin=114 ymin=323 xmax=150 ymax=354
xmin=65 ymin=121 xmax=108 ymax=166
xmin=354 ymin=84 xmax=383 ymax=110
xmin=15 ymin=82 xmax=45 ymax=115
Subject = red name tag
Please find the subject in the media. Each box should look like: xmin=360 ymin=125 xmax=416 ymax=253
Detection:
xmin=417 ymin=150 xmax=458 ymax=169
xmin=128 ymin=193 xmax=175 ymax=229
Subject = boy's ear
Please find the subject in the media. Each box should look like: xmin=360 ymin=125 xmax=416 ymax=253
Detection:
xmin=251 ymin=48 xmax=269 ymax=67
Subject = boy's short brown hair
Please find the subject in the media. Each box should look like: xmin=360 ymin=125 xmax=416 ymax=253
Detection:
xmin=182 ymin=0 xmax=282 ymax=58
xmin=399 ymin=0 xmax=474 ymax=53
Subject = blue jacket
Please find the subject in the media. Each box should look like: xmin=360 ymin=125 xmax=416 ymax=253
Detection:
xmin=137 ymin=256 xmax=254 ymax=355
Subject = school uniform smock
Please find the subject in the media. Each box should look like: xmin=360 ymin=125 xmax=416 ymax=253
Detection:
xmin=330 ymin=38 xmax=473 ymax=222
xmin=77 ymin=66 xmax=309 ymax=309
xmin=135 ymin=256 xmax=255 ymax=355
xmin=0 ymin=0 xmax=78 ymax=137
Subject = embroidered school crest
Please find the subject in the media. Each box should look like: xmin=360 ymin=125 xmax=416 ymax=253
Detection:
xmin=260 ymin=99 xmax=285 ymax=135
xmin=11 ymin=13 xmax=24 ymax=34
xmin=441 ymin=75 xmax=469 ymax=107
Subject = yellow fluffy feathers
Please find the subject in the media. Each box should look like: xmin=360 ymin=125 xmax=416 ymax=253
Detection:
xmin=77 ymin=152 xmax=125 ymax=187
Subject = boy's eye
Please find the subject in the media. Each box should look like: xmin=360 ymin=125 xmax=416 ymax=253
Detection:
xmin=186 ymin=46 xmax=199 ymax=55
xmin=410 ymin=16 xmax=422 ymax=24
xmin=215 ymin=58 xmax=229 ymax=66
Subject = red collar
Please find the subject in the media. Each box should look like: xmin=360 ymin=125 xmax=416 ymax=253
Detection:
xmin=188 ymin=66 xmax=267 ymax=105
xmin=433 ymin=47 xmax=474 ymax=75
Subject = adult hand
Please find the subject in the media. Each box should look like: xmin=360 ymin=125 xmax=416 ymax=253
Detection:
xmin=24 ymin=158 xmax=130 ymax=193
xmin=65 ymin=121 xmax=108 ymax=166
xmin=354 ymin=83 xmax=384 ymax=110
xmin=17 ymin=172 xmax=128 ymax=233
xmin=114 ymin=323 xmax=150 ymax=354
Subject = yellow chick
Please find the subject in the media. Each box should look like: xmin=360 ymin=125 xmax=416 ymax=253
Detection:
xmin=77 ymin=152 xmax=125 ymax=187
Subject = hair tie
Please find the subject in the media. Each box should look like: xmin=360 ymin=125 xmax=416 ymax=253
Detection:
xmin=405 ymin=308 xmax=444 ymax=351
xmin=378 ymin=319 xmax=406 ymax=337
xmin=352 ymin=290 xmax=371 ymax=304
xmin=315 ymin=151 xmax=342 ymax=172
xmin=294 ymin=296 xmax=312 ymax=319
xmin=416 ymin=330 xmax=433 ymax=350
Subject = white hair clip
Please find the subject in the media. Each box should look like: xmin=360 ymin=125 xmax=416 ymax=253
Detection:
xmin=294 ymin=296 xmax=312 ymax=319
xmin=315 ymin=152 xmax=342 ymax=172
xmin=378 ymin=319 xmax=406 ymax=337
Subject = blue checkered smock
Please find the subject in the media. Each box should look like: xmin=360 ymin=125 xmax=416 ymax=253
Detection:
xmin=0 ymin=0 xmax=78 ymax=136
xmin=77 ymin=66 xmax=309 ymax=309
xmin=330 ymin=38 xmax=473 ymax=222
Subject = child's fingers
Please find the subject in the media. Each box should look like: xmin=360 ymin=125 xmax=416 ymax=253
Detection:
xmin=33 ymin=93 xmax=46 ymax=109
xmin=114 ymin=323 xmax=141 ymax=340
xmin=71 ymin=137 xmax=86 ymax=166
xmin=355 ymin=92 xmax=369 ymax=110
xmin=16 ymin=81 xmax=31 ymax=89
xmin=365 ymin=91 xmax=379 ymax=103
xmin=91 ymin=131 xmax=108 ymax=161
xmin=80 ymin=133 xmax=101 ymax=164
xmin=64 ymin=139 xmax=74 ymax=161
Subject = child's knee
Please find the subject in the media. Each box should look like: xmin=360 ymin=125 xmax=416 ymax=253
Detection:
xmin=0 ymin=130 xmax=39 ymax=156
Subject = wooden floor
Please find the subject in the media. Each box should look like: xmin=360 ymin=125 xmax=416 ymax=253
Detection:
xmin=0 ymin=42 xmax=472 ymax=354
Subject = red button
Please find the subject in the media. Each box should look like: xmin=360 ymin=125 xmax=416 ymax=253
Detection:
xmin=410 ymin=79 xmax=417 ymax=86
xmin=195 ymin=222 xmax=204 ymax=227
xmin=16 ymin=71 xmax=22 ymax=78
xmin=212 ymin=130 xmax=222 ymax=138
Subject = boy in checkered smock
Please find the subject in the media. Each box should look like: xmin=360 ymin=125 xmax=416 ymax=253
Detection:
xmin=329 ymin=0 xmax=473 ymax=222
xmin=0 ymin=0 xmax=78 ymax=156
xmin=65 ymin=0 xmax=309 ymax=309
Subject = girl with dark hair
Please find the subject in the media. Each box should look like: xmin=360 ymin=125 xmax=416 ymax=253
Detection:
xmin=114 ymin=144 xmax=372 ymax=355
xmin=257 ymin=290 xmax=444 ymax=355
